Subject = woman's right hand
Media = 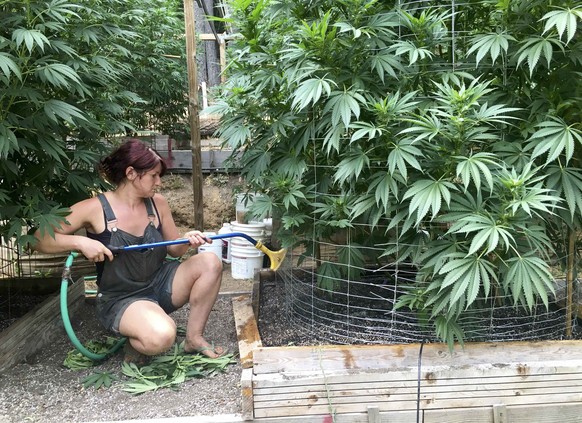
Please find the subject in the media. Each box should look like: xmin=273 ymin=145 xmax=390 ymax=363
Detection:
xmin=78 ymin=237 xmax=114 ymax=262
xmin=183 ymin=230 xmax=211 ymax=248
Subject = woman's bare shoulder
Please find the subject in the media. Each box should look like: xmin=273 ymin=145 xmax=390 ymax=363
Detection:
xmin=66 ymin=195 xmax=106 ymax=231
xmin=70 ymin=195 xmax=103 ymax=212
xmin=152 ymin=193 xmax=171 ymax=209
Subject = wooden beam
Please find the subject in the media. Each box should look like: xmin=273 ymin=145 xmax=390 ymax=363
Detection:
xmin=241 ymin=367 xmax=254 ymax=421
xmin=232 ymin=294 xmax=262 ymax=369
xmin=366 ymin=406 xmax=380 ymax=423
xmin=183 ymin=0 xmax=204 ymax=229
xmin=0 ymin=281 xmax=84 ymax=373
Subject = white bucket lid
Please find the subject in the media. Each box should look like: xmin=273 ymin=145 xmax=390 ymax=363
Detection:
xmin=231 ymin=220 xmax=266 ymax=229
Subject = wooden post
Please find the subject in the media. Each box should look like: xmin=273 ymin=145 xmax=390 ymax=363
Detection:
xmin=232 ymin=294 xmax=262 ymax=369
xmin=367 ymin=406 xmax=380 ymax=423
xmin=219 ymin=36 xmax=227 ymax=83
xmin=183 ymin=0 xmax=204 ymax=229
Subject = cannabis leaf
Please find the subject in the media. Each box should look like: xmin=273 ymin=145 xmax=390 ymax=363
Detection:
xmin=541 ymin=6 xmax=582 ymax=44
xmin=83 ymin=372 xmax=117 ymax=390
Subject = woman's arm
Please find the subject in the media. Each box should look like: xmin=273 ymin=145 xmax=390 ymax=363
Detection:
xmin=33 ymin=197 xmax=114 ymax=262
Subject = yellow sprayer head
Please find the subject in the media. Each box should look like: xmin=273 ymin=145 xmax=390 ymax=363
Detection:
xmin=255 ymin=241 xmax=287 ymax=271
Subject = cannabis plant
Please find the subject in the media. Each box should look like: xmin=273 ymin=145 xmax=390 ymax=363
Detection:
xmin=210 ymin=0 xmax=582 ymax=345
xmin=0 ymin=0 xmax=188 ymax=246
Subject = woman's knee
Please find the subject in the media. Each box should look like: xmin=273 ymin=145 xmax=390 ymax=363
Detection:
xmin=197 ymin=251 xmax=223 ymax=275
xmin=141 ymin=321 xmax=176 ymax=354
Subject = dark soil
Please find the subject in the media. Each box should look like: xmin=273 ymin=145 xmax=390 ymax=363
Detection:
xmin=0 ymin=294 xmax=50 ymax=332
xmin=258 ymin=267 xmax=582 ymax=347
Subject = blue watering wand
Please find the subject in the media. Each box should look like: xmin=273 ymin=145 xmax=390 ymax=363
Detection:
xmin=107 ymin=232 xmax=287 ymax=271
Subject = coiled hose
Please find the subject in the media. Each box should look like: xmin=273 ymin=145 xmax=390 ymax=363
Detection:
xmin=60 ymin=252 xmax=126 ymax=360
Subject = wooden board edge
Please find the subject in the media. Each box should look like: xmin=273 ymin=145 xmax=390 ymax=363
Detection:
xmin=232 ymin=294 xmax=262 ymax=369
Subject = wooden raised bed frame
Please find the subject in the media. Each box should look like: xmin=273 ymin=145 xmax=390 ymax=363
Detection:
xmin=0 ymin=278 xmax=84 ymax=373
xmin=231 ymin=271 xmax=582 ymax=423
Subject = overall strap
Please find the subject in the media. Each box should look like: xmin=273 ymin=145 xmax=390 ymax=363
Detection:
xmin=96 ymin=193 xmax=117 ymax=229
xmin=144 ymin=197 xmax=156 ymax=223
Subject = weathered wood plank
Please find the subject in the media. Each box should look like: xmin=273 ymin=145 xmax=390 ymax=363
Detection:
xmin=254 ymin=384 xmax=582 ymax=410
xmin=506 ymin=402 xmax=582 ymax=422
xmin=232 ymin=294 xmax=262 ymax=369
xmin=252 ymin=364 xmax=582 ymax=388
xmin=0 ymin=280 xmax=84 ymax=373
xmin=240 ymin=367 xmax=254 ymax=421
xmin=252 ymin=341 xmax=582 ymax=376
xmin=255 ymin=381 xmax=582 ymax=404
xmin=253 ymin=389 xmax=582 ymax=419
xmin=492 ymin=404 xmax=507 ymax=423
xmin=254 ymin=371 xmax=582 ymax=393
xmin=229 ymin=412 xmax=416 ymax=423
xmin=424 ymin=403 xmax=582 ymax=423
xmin=366 ymin=406 xmax=379 ymax=423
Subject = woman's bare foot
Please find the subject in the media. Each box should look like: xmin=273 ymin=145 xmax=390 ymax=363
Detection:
xmin=183 ymin=336 xmax=227 ymax=358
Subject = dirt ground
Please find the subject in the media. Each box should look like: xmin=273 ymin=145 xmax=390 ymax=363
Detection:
xmin=160 ymin=172 xmax=243 ymax=234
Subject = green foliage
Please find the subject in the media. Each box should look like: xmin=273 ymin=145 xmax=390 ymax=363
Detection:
xmin=0 ymin=0 xmax=188 ymax=246
xmin=66 ymin=340 xmax=235 ymax=395
xmin=212 ymin=0 xmax=582 ymax=345
xmin=63 ymin=337 xmax=122 ymax=369
xmin=83 ymin=371 xmax=118 ymax=390
xmin=124 ymin=346 xmax=235 ymax=395
xmin=118 ymin=0 xmax=189 ymax=138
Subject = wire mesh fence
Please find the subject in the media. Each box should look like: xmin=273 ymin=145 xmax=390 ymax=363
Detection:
xmin=277 ymin=237 xmax=575 ymax=345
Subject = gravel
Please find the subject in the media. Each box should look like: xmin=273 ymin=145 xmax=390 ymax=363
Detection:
xmin=0 ymin=296 xmax=245 ymax=423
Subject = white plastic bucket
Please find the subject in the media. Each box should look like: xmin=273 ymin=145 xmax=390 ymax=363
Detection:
xmin=231 ymin=250 xmax=264 ymax=279
xmin=197 ymin=232 xmax=222 ymax=261
xmin=230 ymin=221 xmax=266 ymax=238
xmin=230 ymin=238 xmax=263 ymax=255
xmin=230 ymin=225 xmax=266 ymax=279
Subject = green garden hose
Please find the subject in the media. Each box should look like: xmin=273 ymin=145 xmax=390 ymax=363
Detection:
xmin=61 ymin=252 xmax=126 ymax=360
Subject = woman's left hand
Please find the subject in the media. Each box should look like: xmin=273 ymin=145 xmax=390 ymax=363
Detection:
xmin=183 ymin=231 xmax=212 ymax=248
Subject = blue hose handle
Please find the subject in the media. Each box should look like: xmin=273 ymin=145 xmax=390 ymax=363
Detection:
xmin=107 ymin=232 xmax=257 ymax=253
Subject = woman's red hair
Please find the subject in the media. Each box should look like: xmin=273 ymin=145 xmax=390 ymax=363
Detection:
xmin=98 ymin=139 xmax=167 ymax=185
